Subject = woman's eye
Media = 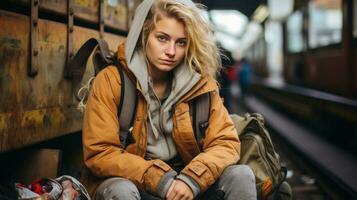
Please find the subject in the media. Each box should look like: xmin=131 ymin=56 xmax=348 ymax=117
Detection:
xmin=157 ymin=35 xmax=167 ymax=42
xmin=177 ymin=40 xmax=187 ymax=47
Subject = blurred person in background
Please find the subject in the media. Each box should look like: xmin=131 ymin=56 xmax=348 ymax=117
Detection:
xmin=238 ymin=58 xmax=252 ymax=100
xmin=217 ymin=46 xmax=236 ymax=112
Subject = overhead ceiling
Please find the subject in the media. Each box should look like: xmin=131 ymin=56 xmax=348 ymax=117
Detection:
xmin=198 ymin=0 xmax=266 ymax=18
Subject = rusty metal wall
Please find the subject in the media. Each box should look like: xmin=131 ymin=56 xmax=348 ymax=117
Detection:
xmin=0 ymin=0 xmax=141 ymax=152
xmin=5 ymin=0 xmax=129 ymax=31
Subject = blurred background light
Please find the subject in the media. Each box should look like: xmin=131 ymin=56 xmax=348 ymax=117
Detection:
xmin=210 ymin=10 xmax=248 ymax=37
xmin=268 ymin=0 xmax=294 ymax=21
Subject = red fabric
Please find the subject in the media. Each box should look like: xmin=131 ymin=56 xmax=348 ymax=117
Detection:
xmin=226 ymin=67 xmax=237 ymax=82
xmin=29 ymin=179 xmax=44 ymax=194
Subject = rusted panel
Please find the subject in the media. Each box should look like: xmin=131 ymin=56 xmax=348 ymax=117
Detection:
xmin=0 ymin=10 xmax=125 ymax=152
xmin=73 ymin=0 xmax=99 ymax=24
xmin=1 ymin=107 xmax=83 ymax=152
xmin=4 ymin=0 xmax=129 ymax=32
xmin=128 ymin=0 xmax=142 ymax=28
xmin=4 ymin=0 xmax=97 ymax=24
xmin=105 ymin=0 xmax=128 ymax=31
xmin=74 ymin=0 xmax=129 ymax=31
xmin=99 ymin=0 xmax=105 ymax=38
xmin=38 ymin=0 xmax=68 ymax=16
xmin=104 ymin=32 xmax=125 ymax=51
xmin=4 ymin=0 xmax=67 ymax=16
xmin=0 ymin=11 xmax=27 ymax=113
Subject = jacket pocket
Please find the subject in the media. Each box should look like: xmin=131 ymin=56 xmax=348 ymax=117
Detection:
xmin=188 ymin=164 xmax=207 ymax=177
xmin=153 ymin=161 xmax=171 ymax=172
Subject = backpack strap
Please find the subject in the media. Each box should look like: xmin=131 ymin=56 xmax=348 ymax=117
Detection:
xmin=116 ymin=63 xmax=137 ymax=148
xmin=191 ymin=93 xmax=211 ymax=141
xmin=67 ymin=38 xmax=113 ymax=91
xmin=69 ymin=37 xmax=137 ymax=148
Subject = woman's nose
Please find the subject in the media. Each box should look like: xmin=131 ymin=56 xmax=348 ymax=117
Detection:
xmin=165 ymin=42 xmax=176 ymax=57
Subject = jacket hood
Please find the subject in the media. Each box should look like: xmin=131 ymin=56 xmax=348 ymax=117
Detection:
xmin=124 ymin=0 xmax=199 ymax=97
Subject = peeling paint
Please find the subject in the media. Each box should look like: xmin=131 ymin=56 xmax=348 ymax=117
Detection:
xmin=0 ymin=113 xmax=12 ymax=131
xmin=21 ymin=109 xmax=46 ymax=128
xmin=49 ymin=107 xmax=66 ymax=126
xmin=0 ymin=37 xmax=21 ymax=49
xmin=1 ymin=107 xmax=66 ymax=131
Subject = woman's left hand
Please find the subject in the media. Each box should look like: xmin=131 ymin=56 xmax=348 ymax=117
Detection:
xmin=166 ymin=179 xmax=194 ymax=200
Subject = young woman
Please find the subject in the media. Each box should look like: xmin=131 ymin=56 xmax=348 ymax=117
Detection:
xmin=81 ymin=0 xmax=256 ymax=199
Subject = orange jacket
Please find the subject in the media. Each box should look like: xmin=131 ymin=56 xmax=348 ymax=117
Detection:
xmin=81 ymin=44 xmax=240 ymax=197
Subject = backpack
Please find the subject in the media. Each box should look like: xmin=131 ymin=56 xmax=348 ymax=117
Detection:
xmin=192 ymin=94 xmax=292 ymax=200
xmin=230 ymin=114 xmax=292 ymax=200
xmin=69 ymin=38 xmax=292 ymax=200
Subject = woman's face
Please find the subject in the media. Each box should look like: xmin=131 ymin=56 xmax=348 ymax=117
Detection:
xmin=146 ymin=15 xmax=188 ymax=73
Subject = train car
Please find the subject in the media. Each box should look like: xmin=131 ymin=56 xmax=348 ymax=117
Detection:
xmin=246 ymin=0 xmax=356 ymax=99
xmin=245 ymin=0 xmax=357 ymax=153
xmin=284 ymin=0 xmax=356 ymax=99
xmin=233 ymin=1 xmax=357 ymax=198
xmin=241 ymin=1 xmax=357 ymax=196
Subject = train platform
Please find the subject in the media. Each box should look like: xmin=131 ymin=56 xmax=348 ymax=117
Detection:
xmin=230 ymin=94 xmax=357 ymax=200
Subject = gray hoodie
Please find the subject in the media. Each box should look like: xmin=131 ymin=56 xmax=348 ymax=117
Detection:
xmin=124 ymin=0 xmax=202 ymax=197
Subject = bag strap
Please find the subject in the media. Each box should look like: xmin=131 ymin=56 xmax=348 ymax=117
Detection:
xmin=69 ymin=38 xmax=137 ymax=148
xmin=68 ymin=38 xmax=113 ymax=91
xmin=191 ymin=93 xmax=210 ymax=141
xmin=191 ymin=96 xmax=272 ymax=147
xmin=116 ymin=63 xmax=137 ymax=148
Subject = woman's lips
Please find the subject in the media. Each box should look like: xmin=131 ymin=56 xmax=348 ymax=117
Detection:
xmin=159 ymin=59 xmax=175 ymax=65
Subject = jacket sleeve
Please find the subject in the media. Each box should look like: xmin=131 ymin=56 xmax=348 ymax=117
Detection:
xmin=180 ymin=88 xmax=241 ymax=192
xmin=82 ymin=66 xmax=176 ymax=195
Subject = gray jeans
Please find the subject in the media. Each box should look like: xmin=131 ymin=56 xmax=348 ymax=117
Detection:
xmin=95 ymin=165 xmax=257 ymax=200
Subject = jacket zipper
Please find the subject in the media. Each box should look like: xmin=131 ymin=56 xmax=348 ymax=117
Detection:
xmin=151 ymin=90 xmax=172 ymax=159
